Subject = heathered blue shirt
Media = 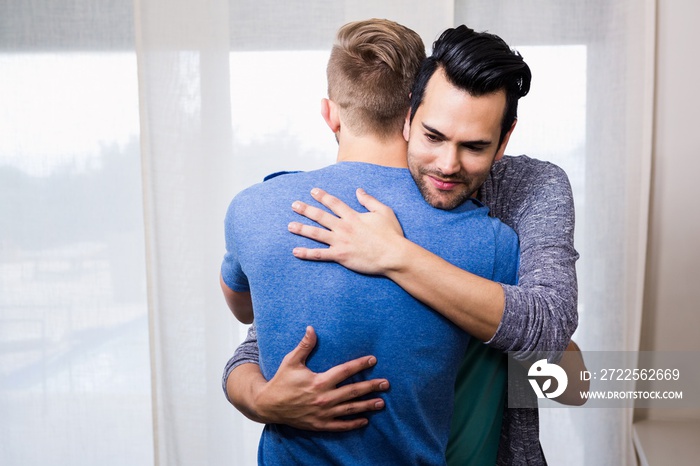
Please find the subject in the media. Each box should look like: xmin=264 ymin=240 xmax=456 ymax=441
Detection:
xmin=221 ymin=162 xmax=519 ymax=465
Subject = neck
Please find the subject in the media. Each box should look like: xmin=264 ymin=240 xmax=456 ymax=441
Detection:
xmin=335 ymin=132 xmax=408 ymax=168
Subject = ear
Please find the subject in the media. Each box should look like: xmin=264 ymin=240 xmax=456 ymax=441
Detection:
xmin=402 ymin=108 xmax=411 ymax=142
xmin=494 ymin=119 xmax=517 ymax=161
xmin=321 ymin=98 xmax=341 ymax=133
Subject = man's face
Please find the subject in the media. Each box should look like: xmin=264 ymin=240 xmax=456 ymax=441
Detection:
xmin=405 ymin=69 xmax=514 ymax=210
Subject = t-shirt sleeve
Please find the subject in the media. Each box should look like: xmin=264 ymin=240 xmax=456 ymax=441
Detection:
xmin=220 ymin=197 xmax=250 ymax=292
xmin=486 ymin=163 xmax=579 ymax=361
xmin=222 ymin=323 xmax=261 ymax=402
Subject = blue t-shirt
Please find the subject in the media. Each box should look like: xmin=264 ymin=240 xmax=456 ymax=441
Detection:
xmin=221 ymin=162 xmax=519 ymax=465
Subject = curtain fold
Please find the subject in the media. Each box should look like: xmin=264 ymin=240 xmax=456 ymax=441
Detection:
xmin=134 ymin=0 xmax=238 ymax=463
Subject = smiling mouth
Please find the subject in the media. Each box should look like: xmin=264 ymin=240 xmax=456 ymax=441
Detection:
xmin=427 ymin=175 xmax=462 ymax=191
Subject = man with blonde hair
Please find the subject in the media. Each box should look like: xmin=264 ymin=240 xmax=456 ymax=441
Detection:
xmin=221 ymin=19 xmax=519 ymax=464
xmin=325 ymin=19 xmax=424 ymax=139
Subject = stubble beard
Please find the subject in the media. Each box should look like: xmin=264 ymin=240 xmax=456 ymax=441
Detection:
xmin=409 ymin=164 xmax=476 ymax=211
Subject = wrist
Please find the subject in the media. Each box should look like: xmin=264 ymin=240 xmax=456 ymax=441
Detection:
xmin=252 ymin=379 xmax=279 ymax=424
xmin=382 ymin=236 xmax=416 ymax=276
xmin=228 ymin=364 xmax=276 ymax=424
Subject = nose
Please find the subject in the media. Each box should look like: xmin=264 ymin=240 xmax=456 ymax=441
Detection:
xmin=435 ymin=145 xmax=461 ymax=176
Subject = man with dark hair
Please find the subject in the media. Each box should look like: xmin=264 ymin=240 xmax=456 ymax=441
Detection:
xmin=402 ymin=25 xmax=531 ymax=212
xmin=409 ymin=26 xmax=531 ymax=149
xmin=221 ymin=20 xmax=520 ymax=464
xmin=224 ymin=24 xmax=582 ymax=465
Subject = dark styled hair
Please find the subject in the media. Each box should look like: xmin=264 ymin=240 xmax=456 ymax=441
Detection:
xmin=327 ymin=19 xmax=426 ymax=138
xmin=409 ymin=25 xmax=531 ymax=145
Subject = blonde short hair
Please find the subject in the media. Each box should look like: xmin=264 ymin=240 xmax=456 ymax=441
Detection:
xmin=327 ymin=19 xmax=425 ymax=138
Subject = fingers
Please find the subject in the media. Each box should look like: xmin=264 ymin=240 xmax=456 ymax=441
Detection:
xmin=307 ymin=388 xmax=388 ymax=432
xmin=355 ymin=188 xmax=387 ymax=213
xmin=323 ymin=355 xmax=380 ymax=385
xmin=283 ymin=326 xmax=317 ymax=366
xmin=314 ymin=384 xmax=388 ymax=431
xmin=319 ymin=398 xmax=387 ymax=431
xmin=309 ymin=188 xmax=357 ymax=218
xmin=288 ymin=221 xmax=334 ymax=246
xmin=319 ymin=355 xmax=390 ymax=401
xmin=315 ymin=417 xmax=369 ymax=432
xmin=331 ymin=397 xmax=386 ymax=417
xmin=291 ymin=246 xmax=337 ymax=262
xmin=331 ymin=378 xmax=390 ymax=403
xmin=292 ymin=200 xmax=340 ymax=230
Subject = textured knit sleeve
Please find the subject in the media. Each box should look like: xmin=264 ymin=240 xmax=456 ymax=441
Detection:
xmin=484 ymin=158 xmax=579 ymax=361
xmin=222 ymin=323 xmax=261 ymax=402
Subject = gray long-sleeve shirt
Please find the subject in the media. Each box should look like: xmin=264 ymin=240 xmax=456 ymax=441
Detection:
xmin=482 ymin=155 xmax=578 ymax=358
xmin=223 ymin=155 xmax=579 ymax=466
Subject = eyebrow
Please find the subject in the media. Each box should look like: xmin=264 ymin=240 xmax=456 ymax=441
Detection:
xmin=421 ymin=123 xmax=492 ymax=147
xmin=421 ymin=123 xmax=447 ymax=139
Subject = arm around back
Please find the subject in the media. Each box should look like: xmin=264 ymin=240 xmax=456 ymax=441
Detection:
xmin=223 ymin=324 xmax=390 ymax=431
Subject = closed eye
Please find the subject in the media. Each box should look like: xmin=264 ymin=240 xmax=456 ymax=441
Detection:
xmin=421 ymin=123 xmax=446 ymax=143
xmin=461 ymin=142 xmax=491 ymax=152
xmin=425 ymin=133 xmax=441 ymax=143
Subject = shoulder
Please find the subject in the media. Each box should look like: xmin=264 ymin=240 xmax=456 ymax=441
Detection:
xmin=481 ymin=156 xmax=574 ymax=227
xmin=227 ymin=165 xmax=343 ymax=215
xmin=263 ymin=170 xmax=302 ymax=181
xmin=225 ymin=173 xmax=294 ymax=219
xmin=497 ymin=156 xmax=574 ymax=212
xmin=491 ymin=155 xmax=571 ymax=188
xmin=471 ymin=202 xmax=518 ymax=251
xmin=487 ymin=215 xmax=519 ymax=248
xmin=231 ymin=168 xmax=316 ymax=203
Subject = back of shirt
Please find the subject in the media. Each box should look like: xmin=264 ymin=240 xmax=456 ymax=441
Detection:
xmin=221 ymin=162 xmax=519 ymax=465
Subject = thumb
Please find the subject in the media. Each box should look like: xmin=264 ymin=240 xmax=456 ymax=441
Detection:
xmin=287 ymin=326 xmax=317 ymax=366
xmin=355 ymin=188 xmax=385 ymax=213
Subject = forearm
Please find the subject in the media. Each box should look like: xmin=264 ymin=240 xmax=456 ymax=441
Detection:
xmin=288 ymin=176 xmax=578 ymax=354
xmin=385 ymin=238 xmax=504 ymax=342
xmin=482 ymin=160 xmax=579 ymax=358
xmin=222 ymin=324 xmax=388 ymax=431
xmin=512 ymin=340 xmax=588 ymax=406
xmin=489 ymin=264 xmax=578 ymax=359
xmin=226 ymin=363 xmax=270 ymax=423
xmin=222 ymin=322 xmax=260 ymax=398
xmin=552 ymin=340 xmax=589 ymax=405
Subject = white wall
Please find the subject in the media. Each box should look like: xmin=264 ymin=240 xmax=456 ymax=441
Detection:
xmin=637 ymin=0 xmax=700 ymax=421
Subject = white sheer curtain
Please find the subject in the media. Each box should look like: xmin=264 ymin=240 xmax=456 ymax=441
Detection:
xmin=0 ymin=1 xmax=652 ymax=465
xmin=134 ymin=0 xmax=238 ymax=464
xmin=0 ymin=1 xmax=154 ymax=465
